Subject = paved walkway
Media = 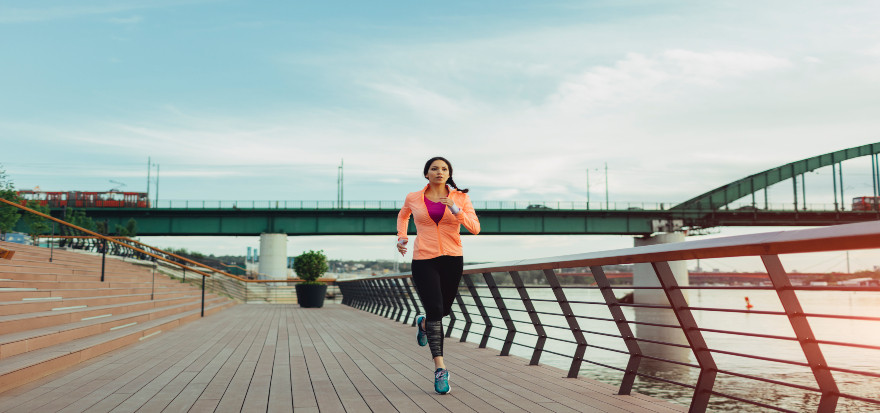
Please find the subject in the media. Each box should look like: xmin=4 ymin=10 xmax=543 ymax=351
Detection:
xmin=0 ymin=304 xmax=686 ymax=412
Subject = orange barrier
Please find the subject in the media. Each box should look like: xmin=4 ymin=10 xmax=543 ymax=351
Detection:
xmin=0 ymin=247 xmax=13 ymax=260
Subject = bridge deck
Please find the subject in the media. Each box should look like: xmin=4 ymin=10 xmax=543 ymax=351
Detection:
xmin=0 ymin=304 xmax=686 ymax=412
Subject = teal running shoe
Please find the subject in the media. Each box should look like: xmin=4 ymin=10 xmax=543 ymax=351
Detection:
xmin=416 ymin=315 xmax=427 ymax=346
xmin=434 ymin=368 xmax=450 ymax=394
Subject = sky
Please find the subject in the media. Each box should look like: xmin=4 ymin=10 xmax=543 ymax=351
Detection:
xmin=2 ymin=0 xmax=880 ymax=272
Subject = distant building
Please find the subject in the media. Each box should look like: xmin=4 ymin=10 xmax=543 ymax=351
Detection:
xmin=839 ymin=278 xmax=880 ymax=287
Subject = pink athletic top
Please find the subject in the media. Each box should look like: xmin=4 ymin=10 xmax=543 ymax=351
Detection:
xmin=424 ymin=198 xmax=446 ymax=224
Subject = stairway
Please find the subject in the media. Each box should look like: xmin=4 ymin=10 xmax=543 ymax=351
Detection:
xmin=0 ymin=241 xmax=237 ymax=393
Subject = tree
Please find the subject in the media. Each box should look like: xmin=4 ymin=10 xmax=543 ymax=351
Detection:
xmin=63 ymin=208 xmax=96 ymax=232
xmin=115 ymin=218 xmax=138 ymax=236
xmin=293 ymin=250 xmax=329 ymax=285
xmin=23 ymin=200 xmax=51 ymax=239
xmin=0 ymin=164 xmax=21 ymax=236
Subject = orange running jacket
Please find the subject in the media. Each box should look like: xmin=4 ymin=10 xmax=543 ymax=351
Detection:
xmin=397 ymin=184 xmax=481 ymax=260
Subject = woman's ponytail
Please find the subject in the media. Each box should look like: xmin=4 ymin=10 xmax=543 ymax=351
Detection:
xmin=447 ymin=177 xmax=469 ymax=194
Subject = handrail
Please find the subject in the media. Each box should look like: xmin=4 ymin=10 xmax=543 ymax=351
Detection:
xmin=347 ymin=221 xmax=880 ymax=280
xmin=37 ymin=235 xmax=336 ymax=285
xmin=35 ymin=235 xmax=244 ymax=281
xmin=0 ymin=198 xmax=220 ymax=316
xmin=50 ymin=198 xmax=868 ymax=212
xmin=336 ymin=221 xmax=880 ymax=412
xmin=0 ymin=198 xmax=215 ymax=279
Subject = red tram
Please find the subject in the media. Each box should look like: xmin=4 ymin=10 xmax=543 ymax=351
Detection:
xmin=17 ymin=190 xmax=150 ymax=208
xmin=852 ymin=196 xmax=880 ymax=211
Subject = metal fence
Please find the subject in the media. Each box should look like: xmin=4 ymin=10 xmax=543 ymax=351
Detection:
xmin=148 ymin=199 xmax=860 ymax=212
xmin=336 ymin=221 xmax=880 ymax=412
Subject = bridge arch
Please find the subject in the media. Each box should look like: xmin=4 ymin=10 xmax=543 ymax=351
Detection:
xmin=671 ymin=142 xmax=880 ymax=211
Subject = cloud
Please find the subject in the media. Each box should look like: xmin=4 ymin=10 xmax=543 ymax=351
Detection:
xmin=0 ymin=1 xmax=214 ymax=23
xmin=548 ymin=50 xmax=792 ymax=114
xmin=108 ymin=15 xmax=142 ymax=24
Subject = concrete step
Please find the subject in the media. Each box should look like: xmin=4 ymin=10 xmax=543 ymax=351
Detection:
xmin=0 ymin=299 xmax=237 ymax=393
xmin=0 ymin=296 xmax=228 ymax=359
xmin=0 ymin=290 xmax=204 ymax=317
xmin=0 ymin=293 xmax=220 ymax=335
xmin=0 ymin=279 xmax=193 ymax=291
xmin=0 ymin=285 xmax=202 ymax=302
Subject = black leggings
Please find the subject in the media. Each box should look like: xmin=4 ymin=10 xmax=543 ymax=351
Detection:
xmin=411 ymin=255 xmax=463 ymax=358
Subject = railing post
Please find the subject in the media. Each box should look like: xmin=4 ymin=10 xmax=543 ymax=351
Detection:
xmin=652 ymin=261 xmax=716 ymax=412
xmin=392 ymin=279 xmax=411 ymax=323
xmin=356 ymin=280 xmax=368 ymax=311
xmin=590 ymin=265 xmax=641 ymax=395
xmin=483 ymin=272 xmax=516 ymax=356
xmin=463 ymin=274 xmax=492 ymax=348
xmin=367 ymin=279 xmax=383 ymax=315
xmin=454 ymin=290 xmax=472 ymax=342
xmin=376 ymin=279 xmax=394 ymax=318
xmin=445 ymin=304 xmax=457 ymax=338
xmin=201 ymin=274 xmax=206 ymax=317
xmin=100 ymin=238 xmax=107 ymax=282
xmin=339 ymin=282 xmax=349 ymax=305
xmin=543 ymin=269 xmax=588 ymax=378
xmin=402 ymin=278 xmax=420 ymax=326
xmin=49 ymin=223 xmax=54 ymax=262
xmin=151 ymin=263 xmax=156 ymax=300
xmin=381 ymin=279 xmax=400 ymax=320
xmin=761 ymin=255 xmax=839 ymax=413
xmin=358 ymin=280 xmax=372 ymax=312
xmin=182 ymin=267 xmax=186 ymax=283
xmin=509 ymin=270 xmax=546 ymax=365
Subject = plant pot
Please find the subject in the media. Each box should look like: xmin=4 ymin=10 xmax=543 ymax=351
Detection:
xmin=295 ymin=283 xmax=328 ymax=308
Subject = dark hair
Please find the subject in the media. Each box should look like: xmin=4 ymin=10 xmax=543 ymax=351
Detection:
xmin=423 ymin=156 xmax=469 ymax=193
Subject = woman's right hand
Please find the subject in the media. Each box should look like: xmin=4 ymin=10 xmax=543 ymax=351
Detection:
xmin=397 ymin=239 xmax=408 ymax=256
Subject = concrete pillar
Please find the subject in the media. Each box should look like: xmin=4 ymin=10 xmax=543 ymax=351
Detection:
xmin=632 ymin=232 xmax=690 ymax=371
xmin=258 ymin=233 xmax=288 ymax=281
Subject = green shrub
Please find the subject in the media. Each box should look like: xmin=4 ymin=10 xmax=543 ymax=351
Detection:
xmin=293 ymin=250 xmax=328 ymax=285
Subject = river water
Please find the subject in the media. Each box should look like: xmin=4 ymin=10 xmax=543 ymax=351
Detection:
xmin=450 ymin=285 xmax=880 ymax=412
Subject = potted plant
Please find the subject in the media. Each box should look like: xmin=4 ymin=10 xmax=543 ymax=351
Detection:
xmin=293 ymin=249 xmax=329 ymax=308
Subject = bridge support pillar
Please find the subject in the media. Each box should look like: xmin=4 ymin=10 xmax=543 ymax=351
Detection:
xmin=259 ymin=233 xmax=288 ymax=280
xmin=633 ymin=232 xmax=690 ymax=370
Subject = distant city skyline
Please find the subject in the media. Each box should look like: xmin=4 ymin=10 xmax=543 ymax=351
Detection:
xmin=2 ymin=1 xmax=880 ymax=271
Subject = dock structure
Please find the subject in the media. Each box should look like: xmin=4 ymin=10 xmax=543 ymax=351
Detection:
xmin=0 ymin=304 xmax=685 ymax=412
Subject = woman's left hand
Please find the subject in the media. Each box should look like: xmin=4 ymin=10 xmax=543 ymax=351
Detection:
xmin=439 ymin=197 xmax=460 ymax=214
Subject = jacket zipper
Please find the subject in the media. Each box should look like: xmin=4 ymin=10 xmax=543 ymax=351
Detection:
xmin=436 ymin=220 xmax=445 ymax=256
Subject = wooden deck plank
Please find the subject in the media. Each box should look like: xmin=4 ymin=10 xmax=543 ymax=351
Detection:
xmin=291 ymin=309 xmax=348 ymax=413
xmin=197 ymin=305 xmax=275 ymax=404
xmin=318 ymin=309 xmax=500 ymax=413
xmin=322 ymin=312 xmax=517 ymax=413
xmin=239 ymin=308 xmax=278 ymax=413
xmin=287 ymin=307 xmax=319 ymax=411
xmin=267 ymin=309 xmax=293 ymax=413
xmin=0 ymin=304 xmax=687 ymax=413
xmin=214 ymin=307 xmax=279 ymax=413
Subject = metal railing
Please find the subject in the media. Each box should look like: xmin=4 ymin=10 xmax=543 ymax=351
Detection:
xmin=31 ymin=234 xmax=338 ymax=305
xmin=128 ymin=199 xmax=875 ymax=212
xmin=0 ymin=198 xmax=223 ymax=316
xmin=336 ymin=221 xmax=880 ymax=412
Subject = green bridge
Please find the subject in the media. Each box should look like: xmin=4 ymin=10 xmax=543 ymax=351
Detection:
xmin=34 ymin=142 xmax=880 ymax=236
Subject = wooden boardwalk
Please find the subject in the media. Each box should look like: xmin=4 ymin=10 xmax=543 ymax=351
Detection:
xmin=0 ymin=304 xmax=686 ymax=412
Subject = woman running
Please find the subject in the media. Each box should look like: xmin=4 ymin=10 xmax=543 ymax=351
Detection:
xmin=396 ymin=156 xmax=480 ymax=394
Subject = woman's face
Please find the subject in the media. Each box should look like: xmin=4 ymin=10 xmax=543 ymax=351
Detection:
xmin=426 ymin=160 xmax=450 ymax=185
